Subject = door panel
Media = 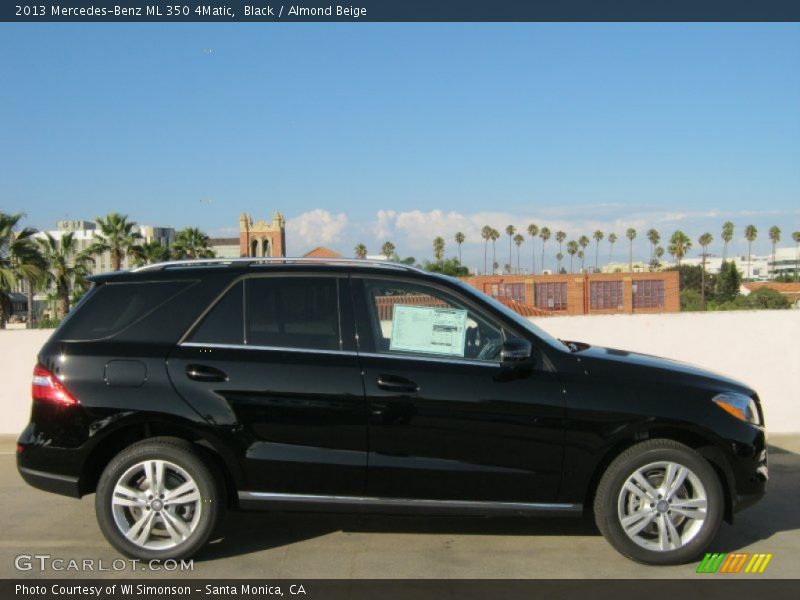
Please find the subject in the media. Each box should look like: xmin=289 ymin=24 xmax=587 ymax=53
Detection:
xmin=167 ymin=275 xmax=367 ymax=496
xmin=353 ymin=277 xmax=565 ymax=502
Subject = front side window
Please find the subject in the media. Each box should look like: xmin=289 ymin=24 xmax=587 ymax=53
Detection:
xmin=361 ymin=279 xmax=505 ymax=362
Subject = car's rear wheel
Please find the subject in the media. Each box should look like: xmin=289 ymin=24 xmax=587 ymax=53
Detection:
xmin=95 ymin=437 xmax=223 ymax=560
xmin=594 ymin=439 xmax=724 ymax=565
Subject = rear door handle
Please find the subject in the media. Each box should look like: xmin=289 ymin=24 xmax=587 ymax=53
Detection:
xmin=186 ymin=364 xmax=228 ymax=383
xmin=376 ymin=375 xmax=419 ymax=393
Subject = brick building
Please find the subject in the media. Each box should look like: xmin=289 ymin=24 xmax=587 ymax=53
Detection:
xmin=462 ymin=271 xmax=680 ymax=316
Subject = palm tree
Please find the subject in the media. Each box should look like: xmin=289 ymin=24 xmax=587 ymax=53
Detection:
xmin=505 ymin=225 xmax=516 ymax=270
xmin=626 ymin=228 xmax=637 ymax=271
xmin=89 ymin=212 xmax=143 ymax=271
xmin=566 ymin=240 xmax=579 ymax=273
xmin=654 ymin=246 xmax=665 ymax=269
xmin=381 ymin=241 xmax=396 ymax=261
xmin=454 ymin=232 xmax=465 ymax=265
xmin=527 ymin=224 xmax=539 ymax=274
xmin=490 ymin=228 xmax=500 ymax=274
xmin=577 ymin=249 xmax=585 ymax=272
xmin=135 ymin=240 xmax=169 ymax=266
xmin=607 ymin=232 xmax=617 ymax=267
xmin=793 ymin=231 xmax=800 ymax=282
xmin=721 ymin=221 xmax=734 ymax=262
xmin=539 ymin=227 xmax=551 ymax=274
xmin=37 ymin=232 xmax=93 ymax=320
xmin=555 ymin=252 xmax=564 ymax=273
xmin=513 ymin=233 xmax=524 ymax=273
xmin=354 ymin=243 xmax=368 ymax=259
xmin=698 ymin=232 xmax=713 ymax=308
xmin=172 ymin=228 xmax=215 ymax=259
xmin=0 ymin=212 xmax=46 ymax=328
xmin=592 ymin=230 xmax=604 ymax=271
xmin=433 ymin=236 xmax=445 ymax=261
xmin=768 ymin=226 xmax=781 ymax=280
xmin=744 ymin=225 xmax=758 ymax=281
xmin=578 ymin=235 xmax=590 ymax=272
xmin=646 ymin=228 xmax=660 ymax=264
xmin=481 ymin=226 xmax=493 ymax=274
xmin=669 ymin=230 xmax=692 ymax=267
xmin=555 ymin=230 xmax=566 ymax=264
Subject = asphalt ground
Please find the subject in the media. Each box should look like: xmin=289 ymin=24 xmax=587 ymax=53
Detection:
xmin=1 ymin=435 xmax=798 ymax=579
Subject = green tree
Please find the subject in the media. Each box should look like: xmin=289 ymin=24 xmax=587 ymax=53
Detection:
xmin=715 ymin=260 xmax=742 ymax=304
xmin=37 ymin=232 xmax=93 ymax=320
xmin=527 ymin=224 xmax=539 ymax=274
xmin=652 ymin=246 xmax=665 ymax=270
xmin=793 ymin=231 xmax=800 ymax=282
xmin=669 ymin=230 xmax=692 ymax=266
xmin=423 ymin=257 xmax=469 ymax=277
xmin=698 ymin=232 xmax=713 ymax=308
xmin=680 ymin=289 xmax=704 ymax=312
xmin=454 ymin=232 xmax=465 ymax=265
xmin=481 ymin=226 xmax=493 ymax=274
xmin=0 ymin=212 xmax=46 ymax=328
xmin=578 ymin=235 xmax=590 ymax=272
xmin=744 ymin=224 xmax=758 ymax=281
xmin=381 ymin=241 xmax=396 ymax=261
xmin=513 ymin=233 xmax=524 ymax=273
xmin=626 ymin=228 xmax=637 ymax=271
xmin=433 ymin=236 xmax=445 ymax=261
xmin=172 ymin=228 xmax=215 ymax=259
xmin=354 ymin=243 xmax=368 ymax=259
xmin=505 ymin=225 xmax=516 ymax=270
xmin=135 ymin=240 xmax=169 ymax=266
xmin=490 ymin=228 xmax=500 ymax=273
xmin=646 ymin=228 xmax=660 ymax=264
xmin=89 ymin=212 xmax=143 ymax=271
xmin=721 ymin=221 xmax=734 ymax=261
xmin=566 ymin=240 xmax=579 ymax=273
xmin=666 ymin=264 xmax=716 ymax=297
xmin=768 ymin=225 xmax=781 ymax=280
xmin=555 ymin=230 xmax=566 ymax=263
xmin=607 ymin=232 xmax=617 ymax=266
xmin=593 ymin=230 xmax=604 ymax=271
xmin=742 ymin=287 xmax=789 ymax=309
xmin=539 ymin=227 xmax=551 ymax=273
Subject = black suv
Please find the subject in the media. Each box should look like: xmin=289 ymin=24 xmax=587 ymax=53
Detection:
xmin=17 ymin=258 xmax=767 ymax=565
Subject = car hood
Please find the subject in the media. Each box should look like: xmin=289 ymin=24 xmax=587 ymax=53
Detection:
xmin=571 ymin=343 xmax=755 ymax=396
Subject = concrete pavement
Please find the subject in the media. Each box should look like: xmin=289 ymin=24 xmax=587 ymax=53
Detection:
xmin=1 ymin=435 xmax=798 ymax=579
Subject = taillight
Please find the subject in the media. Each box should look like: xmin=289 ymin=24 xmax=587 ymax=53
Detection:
xmin=32 ymin=364 xmax=79 ymax=406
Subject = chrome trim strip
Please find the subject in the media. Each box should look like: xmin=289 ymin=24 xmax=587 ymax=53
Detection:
xmin=238 ymin=491 xmax=581 ymax=513
xmin=133 ymin=256 xmax=426 ymax=274
xmin=358 ymin=352 xmax=499 ymax=368
xmin=180 ymin=342 xmax=358 ymax=357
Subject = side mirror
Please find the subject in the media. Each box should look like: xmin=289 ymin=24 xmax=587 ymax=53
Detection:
xmin=500 ymin=337 xmax=532 ymax=366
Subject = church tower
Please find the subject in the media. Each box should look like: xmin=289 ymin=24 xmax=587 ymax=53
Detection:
xmin=239 ymin=211 xmax=286 ymax=258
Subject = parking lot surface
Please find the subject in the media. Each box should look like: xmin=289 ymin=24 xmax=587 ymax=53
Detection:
xmin=2 ymin=435 xmax=798 ymax=579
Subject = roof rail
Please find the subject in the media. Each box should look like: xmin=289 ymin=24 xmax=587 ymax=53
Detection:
xmin=132 ymin=256 xmax=426 ymax=274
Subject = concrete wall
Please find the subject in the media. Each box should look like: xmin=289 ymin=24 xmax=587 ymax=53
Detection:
xmin=531 ymin=310 xmax=800 ymax=433
xmin=0 ymin=310 xmax=798 ymax=434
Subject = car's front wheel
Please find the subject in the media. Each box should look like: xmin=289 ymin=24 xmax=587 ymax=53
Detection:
xmin=594 ymin=439 xmax=724 ymax=565
xmin=95 ymin=437 xmax=223 ymax=560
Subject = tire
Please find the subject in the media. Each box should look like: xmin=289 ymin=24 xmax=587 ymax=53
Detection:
xmin=593 ymin=439 xmax=724 ymax=565
xmin=95 ymin=437 xmax=224 ymax=560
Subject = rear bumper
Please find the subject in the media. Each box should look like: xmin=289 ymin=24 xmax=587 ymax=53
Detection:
xmin=17 ymin=465 xmax=81 ymax=498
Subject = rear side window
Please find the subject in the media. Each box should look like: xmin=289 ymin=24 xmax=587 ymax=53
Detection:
xmin=187 ymin=282 xmax=244 ymax=345
xmin=247 ymin=277 xmax=340 ymax=350
xmin=57 ymin=281 xmax=193 ymax=341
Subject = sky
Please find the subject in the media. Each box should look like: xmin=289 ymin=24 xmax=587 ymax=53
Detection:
xmin=1 ymin=23 xmax=799 ymax=271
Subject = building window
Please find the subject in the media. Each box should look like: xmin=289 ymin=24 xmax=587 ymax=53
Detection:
xmin=590 ymin=281 xmax=624 ymax=310
xmin=534 ymin=282 xmax=567 ymax=310
xmin=633 ymin=280 xmax=665 ymax=309
xmin=495 ymin=283 xmax=526 ymax=302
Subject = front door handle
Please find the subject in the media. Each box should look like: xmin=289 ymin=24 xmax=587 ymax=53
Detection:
xmin=376 ymin=375 xmax=419 ymax=393
xmin=186 ymin=364 xmax=228 ymax=383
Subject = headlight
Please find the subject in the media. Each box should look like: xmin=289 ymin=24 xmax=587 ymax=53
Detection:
xmin=713 ymin=393 xmax=760 ymax=425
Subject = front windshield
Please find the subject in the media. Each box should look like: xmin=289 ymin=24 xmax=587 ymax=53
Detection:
xmin=449 ymin=277 xmax=568 ymax=351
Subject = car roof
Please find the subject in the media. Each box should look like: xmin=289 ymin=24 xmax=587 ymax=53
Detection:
xmin=87 ymin=257 xmax=453 ymax=285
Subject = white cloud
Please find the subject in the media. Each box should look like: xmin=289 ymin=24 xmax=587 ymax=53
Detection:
xmin=286 ymin=209 xmax=348 ymax=250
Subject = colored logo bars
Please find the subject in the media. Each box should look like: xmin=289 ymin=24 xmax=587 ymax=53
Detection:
xmin=696 ymin=553 xmax=773 ymax=574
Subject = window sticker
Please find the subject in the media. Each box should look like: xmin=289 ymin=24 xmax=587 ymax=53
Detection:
xmin=389 ymin=305 xmax=468 ymax=357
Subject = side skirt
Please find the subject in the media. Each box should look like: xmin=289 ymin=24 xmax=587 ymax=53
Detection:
xmin=237 ymin=491 xmax=582 ymax=517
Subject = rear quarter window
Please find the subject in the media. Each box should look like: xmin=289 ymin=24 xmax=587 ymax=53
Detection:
xmin=55 ymin=281 xmax=194 ymax=341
